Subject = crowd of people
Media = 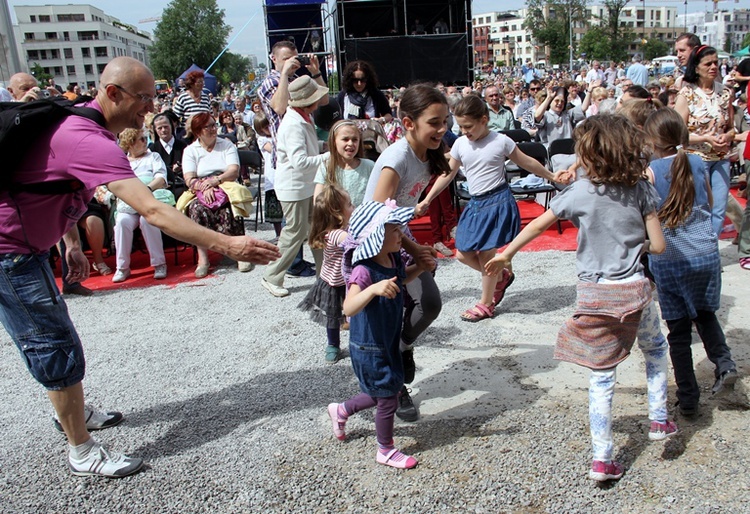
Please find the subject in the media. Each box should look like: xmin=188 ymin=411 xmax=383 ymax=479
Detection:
xmin=0 ymin=31 xmax=748 ymax=481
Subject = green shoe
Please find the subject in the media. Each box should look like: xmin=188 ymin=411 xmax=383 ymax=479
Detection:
xmin=325 ymin=346 xmax=341 ymax=363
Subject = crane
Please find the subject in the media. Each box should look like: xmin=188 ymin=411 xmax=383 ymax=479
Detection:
xmin=138 ymin=17 xmax=161 ymax=24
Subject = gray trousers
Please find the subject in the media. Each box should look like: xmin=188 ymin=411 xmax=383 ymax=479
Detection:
xmin=263 ymin=197 xmax=321 ymax=286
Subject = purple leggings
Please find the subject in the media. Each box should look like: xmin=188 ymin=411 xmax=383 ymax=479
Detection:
xmin=343 ymin=393 xmax=399 ymax=447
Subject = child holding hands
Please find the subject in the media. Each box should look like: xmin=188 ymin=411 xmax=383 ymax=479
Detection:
xmin=486 ymin=114 xmax=677 ymax=482
xmin=326 ymin=200 xmax=428 ymax=469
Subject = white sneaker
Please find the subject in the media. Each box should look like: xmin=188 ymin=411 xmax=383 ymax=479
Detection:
xmin=153 ymin=264 xmax=168 ymax=280
xmin=261 ymin=278 xmax=289 ymax=297
xmin=450 ymin=226 xmax=458 ymax=240
xmin=112 ymin=269 xmax=130 ymax=283
xmin=68 ymin=443 xmax=144 ymax=478
xmin=53 ymin=405 xmax=124 ymax=433
xmin=238 ymin=261 xmax=255 ymax=272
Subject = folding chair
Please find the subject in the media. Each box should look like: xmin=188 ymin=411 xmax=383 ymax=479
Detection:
xmin=237 ymin=150 xmax=264 ymax=231
xmin=509 ymin=141 xmax=563 ymax=234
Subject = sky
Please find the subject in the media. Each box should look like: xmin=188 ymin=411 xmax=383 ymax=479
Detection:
xmin=8 ymin=0 xmax=750 ymax=64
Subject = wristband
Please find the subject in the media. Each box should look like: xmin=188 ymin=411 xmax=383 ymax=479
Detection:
xmin=147 ymin=185 xmax=153 ymax=192
xmin=310 ymin=73 xmax=322 ymax=79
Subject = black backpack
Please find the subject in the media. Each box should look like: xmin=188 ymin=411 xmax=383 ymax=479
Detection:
xmin=0 ymin=96 xmax=106 ymax=194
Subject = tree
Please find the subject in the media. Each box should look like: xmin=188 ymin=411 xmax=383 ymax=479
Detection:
xmin=743 ymin=32 xmax=750 ymax=49
xmin=600 ymin=0 xmax=635 ymax=63
xmin=149 ymin=0 xmax=230 ymax=80
xmin=30 ymin=63 xmax=51 ymax=84
xmin=642 ymin=38 xmax=669 ymax=60
xmin=524 ymin=0 xmax=587 ymax=65
xmin=579 ymin=27 xmax=612 ymax=61
xmin=213 ymin=52 xmax=251 ymax=85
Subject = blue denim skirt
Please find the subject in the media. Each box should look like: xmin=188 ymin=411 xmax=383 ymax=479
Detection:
xmin=455 ymin=185 xmax=520 ymax=252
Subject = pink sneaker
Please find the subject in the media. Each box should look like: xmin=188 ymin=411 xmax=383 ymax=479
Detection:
xmin=376 ymin=448 xmax=418 ymax=469
xmin=327 ymin=403 xmax=346 ymax=441
xmin=649 ymin=420 xmax=678 ymax=441
xmin=589 ymin=460 xmax=624 ymax=482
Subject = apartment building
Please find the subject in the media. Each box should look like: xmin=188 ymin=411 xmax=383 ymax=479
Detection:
xmin=678 ymin=9 xmax=750 ymax=53
xmin=0 ymin=0 xmax=21 ymax=83
xmin=472 ymin=10 xmax=544 ymax=71
xmin=585 ymin=4 xmax=679 ymax=57
xmin=14 ymin=4 xmax=152 ymax=89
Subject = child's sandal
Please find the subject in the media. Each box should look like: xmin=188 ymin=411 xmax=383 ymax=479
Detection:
xmin=493 ymin=269 xmax=515 ymax=305
xmin=460 ymin=303 xmax=495 ymax=322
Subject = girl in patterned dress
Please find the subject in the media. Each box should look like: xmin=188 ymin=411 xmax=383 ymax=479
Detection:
xmin=298 ymin=184 xmax=354 ymax=363
xmin=643 ymin=108 xmax=738 ymax=417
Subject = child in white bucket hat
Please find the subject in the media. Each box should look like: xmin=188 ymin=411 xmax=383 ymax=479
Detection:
xmin=261 ymin=75 xmax=331 ymax=297
xmin=326 ymin=200 xmax=429 ymax=469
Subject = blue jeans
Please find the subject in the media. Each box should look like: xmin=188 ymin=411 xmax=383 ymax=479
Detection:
xmin=0 ymin=253 xmax=86 ymax=390
xmin=705 ymin=160 xmax=730 ymax=237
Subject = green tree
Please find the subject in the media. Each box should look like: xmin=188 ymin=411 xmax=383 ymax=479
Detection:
xmin=30 ymin=62 xmax=51 ymax=84
xmin=524 ymin=0 xmax=587 ymax=65
xmin=642 ymin=38 xmax=669 ymax=60
xmin=579 ymin=26 xmax=612 ymax=60
xmin=743 ymin=32 xmax=750 ymax=49
xmin=149 ymin=0 xmax=230 ymax=80
xmin=214 ymin=52 xmax=251 ymax=85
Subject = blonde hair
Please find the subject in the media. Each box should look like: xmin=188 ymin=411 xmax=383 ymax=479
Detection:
xmin=591 ymin=86 xmax=608 ymax=102
xmin=308 ymin=184 xmax=351 ymax=249
xmin=618 ymin=98 xmax=664 ymax=129
xmin=574 ymin=114 xmax=647 ymax=186
xmin=325 ymin=121 xmax=363 ymax=186
xmin=118 ymin=128 xmax=144 ymax=152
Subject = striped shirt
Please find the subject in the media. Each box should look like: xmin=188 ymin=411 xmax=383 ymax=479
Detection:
xmin=173 ymin=91 xmax=211 ymax=123
xmin=320 ymin=229 xmax=347 ymax=287
xmin=258 ymin=70 xmax=296 ymax=168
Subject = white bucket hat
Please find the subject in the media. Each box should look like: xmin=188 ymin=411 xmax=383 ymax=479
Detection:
xmin=288 ymin=75 xmax=329 ymax=108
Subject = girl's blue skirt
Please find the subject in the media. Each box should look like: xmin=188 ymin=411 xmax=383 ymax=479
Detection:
xmin=454 ymin=184 xmax=520 ymax=252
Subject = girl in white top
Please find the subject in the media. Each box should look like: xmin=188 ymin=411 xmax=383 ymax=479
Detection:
xmin=113 ymin=128 xmax=168 ymax=283
xmin=416 ymin=95 xmax=570 ymax=322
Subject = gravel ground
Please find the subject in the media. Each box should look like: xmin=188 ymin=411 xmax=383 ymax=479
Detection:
xmin=0 ymin=224 xmax=748 ymax=513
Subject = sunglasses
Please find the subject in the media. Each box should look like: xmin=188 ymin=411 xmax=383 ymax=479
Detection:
xmin=529 ymin=87 xmax=540 ymax=91
xmin=352 ymin=77 xmax=367 ymax=83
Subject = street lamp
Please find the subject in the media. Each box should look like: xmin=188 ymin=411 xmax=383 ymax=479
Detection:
xmin=569 ymin=0 xmax=573 ymax=71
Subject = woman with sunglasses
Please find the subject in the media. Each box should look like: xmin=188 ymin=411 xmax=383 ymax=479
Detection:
xmin=337 ymin=60 xmax=393 ymax=123
xmin=675 ymin=45 xmax=736 ymax=238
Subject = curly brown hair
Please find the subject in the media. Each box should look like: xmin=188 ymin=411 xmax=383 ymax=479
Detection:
xmin=574 ymin=114 xmax=647 ymax=186
xmin=183 ymin=70 xmax=205 ymax=89
xmin=342 ymin=60 xmax=379 ymax=93
xmin=118 ymin=128 xmax=144 ymax=152
xmin=308 ymin=184 xmax=351 ymax=249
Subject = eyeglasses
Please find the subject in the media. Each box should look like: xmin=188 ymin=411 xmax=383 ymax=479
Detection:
xmin=203 ymin=124 xmax=218 ymax=131
xmin=352 ymin=77 xmax=367 ymax=84
xmin=108 ymin=84 xmax=154 ymax=104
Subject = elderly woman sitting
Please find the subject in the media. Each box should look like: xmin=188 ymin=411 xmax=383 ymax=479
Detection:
xmin=179 ymin=112 xmax=254 ymax=277
xmin=113 ymin=128 xmax=169 ymax=283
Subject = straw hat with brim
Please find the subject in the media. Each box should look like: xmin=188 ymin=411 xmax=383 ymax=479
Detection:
xmin=288 ymin=75 xmax=329 ymax=108
xmin=348 ymin=200 xmax=414 ymax=265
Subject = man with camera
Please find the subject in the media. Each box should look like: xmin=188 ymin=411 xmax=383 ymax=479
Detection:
xmin=7 ymin=72 xmax=61 ymax=102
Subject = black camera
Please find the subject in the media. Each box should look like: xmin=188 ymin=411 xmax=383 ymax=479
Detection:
xmin=296 ymin=55 xmax=310 ymax=66
xmin=40 ymin=89 xmax=51 ymax=98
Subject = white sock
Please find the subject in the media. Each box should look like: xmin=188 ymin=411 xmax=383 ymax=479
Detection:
xmin=399 ymin=340 xmax=414 ymax=353
xmin=69 ymin=438 xmax=97 ymax=461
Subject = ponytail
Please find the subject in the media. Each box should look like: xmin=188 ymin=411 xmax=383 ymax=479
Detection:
xmin=658 ymin=147 xmax=695 ymax=229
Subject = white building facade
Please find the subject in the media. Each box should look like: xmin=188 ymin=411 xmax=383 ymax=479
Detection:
xmin=14 ymin=4 xmax=152 ymax=89
xmin=0 ymin=0 xmax=21 ymax=84
xmin=677 ymin=9 xmax=750 ymax=53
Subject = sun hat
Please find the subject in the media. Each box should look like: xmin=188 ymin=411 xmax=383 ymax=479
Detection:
xmin=347 ymin=200 xmax=414 ymax=265
xmin=288 ymin=75 xmax=329 ymax=108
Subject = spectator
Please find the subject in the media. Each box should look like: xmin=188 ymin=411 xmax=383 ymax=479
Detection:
xmin=179 ymin=112 xmax=255 ymax=277
xmin=113 ymin=128 xmax=169 ymax=283
xmin=484 ymin=85 xmax=514 ymax=132
xmin=149 ymin=111 xmax=187 ymax=200
xmin=173 ymin=70 xmax=211 ymax=126
xmin=338 ymin=60 xmax=392 ymax=123
xmin=221 ymin=92 xmax=234 ymax=111
xmin=218 ymin=109 xmax=250 ymax=148
xmin=534 ymin=85 xmax=585 ymax=146
xmin=626 ymin=55 xmax=649 ymax=87
xmin=63 ymin=83 xmax=78 ymax=100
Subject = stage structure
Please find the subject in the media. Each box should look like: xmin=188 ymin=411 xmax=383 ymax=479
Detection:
xmin=334 ymin=0 xmax=472 ymax=87
xmin=263 ymin=0 xmax=334 ymax=80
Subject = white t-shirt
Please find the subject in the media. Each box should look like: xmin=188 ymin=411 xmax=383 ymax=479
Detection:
xmin=364 ymin=138 xmax=431 ymax=208
xmin=450 ymin=131 xmax=516 ymax=196
xmin=118 ymin=151 xmax=168 ymax=214
xmin=183 ymin=137 xmax=239 ymax=178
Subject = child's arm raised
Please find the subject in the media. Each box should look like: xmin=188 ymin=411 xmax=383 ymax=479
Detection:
xmin=485 ymin=209 xmax=559 ymax=276
xmin=508 ymin=147 xmax=571 ymax=185
xmin=343 ymin=277 xmax=400 ymax=317
xmin=643 ymin=211 xmax=665 ymax=255
xmin=415 ymin=156 xmax=462 ymax=216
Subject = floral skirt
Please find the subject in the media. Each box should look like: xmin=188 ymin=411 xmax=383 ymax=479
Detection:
xmin=187 ymin=202 xmax=245 ymax=236
xmin=264 ymin=190 xmax=284 ymax=224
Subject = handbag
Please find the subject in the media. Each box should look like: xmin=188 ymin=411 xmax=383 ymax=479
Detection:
xmin=196 ymin=186 xmax=229 ymax=210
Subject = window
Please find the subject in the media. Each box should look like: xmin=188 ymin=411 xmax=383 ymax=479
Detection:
xmin=50 ymin=49 xmax=59 ymax=59
xmin=84 ymin=64 xmax=93 ymax=74
xmin=27 ymin=50 xmax=39 ymax=60
xmin=96 ymin=63 xmax=106 ymax=74
xmin=81 ymin=47 xmax=90 ymax=58
xmin=29 ymin=15 xmax=36 ymax=22
xmin=54 ymin=67 xmax=62 ymax=75
xmin=45 ymin=32 xmax=57 ymax=40
xmin=39 ymin=15 xmax=50 ymax=22
xmin=24 ymin=32 xmax=35 ymax=41
xmin=67 ymin=65 xmax=75 ymax=74
xmin=517 ymin=35 xmax=523 ymax=42
xmin=63 ymin=31 xmax=70 ymax=41
xmin=57 ymin=13 xmax=85 ymax=22
xmin=77 ymin=31 xmax=98 ymax=41
xmin=39 ymin=50 xmax=47 ymax=60
xmin=64 ymin=48 xmax=73 ymax=59
xmin=94 ymin=47 xmax=108 ymax=58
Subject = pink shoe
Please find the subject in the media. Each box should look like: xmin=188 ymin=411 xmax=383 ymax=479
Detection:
xmin=493 ymin=269 xmax=515 ymax=305
xmin=376 ymin=448 xmax=418 ymax=469
xmin=327 ymin=403 xmax=346 ymax=441
xmin=648 ymin=420 xmax=678 ymax=441
xmin=589 ymin=460 xmax=624 ymax=482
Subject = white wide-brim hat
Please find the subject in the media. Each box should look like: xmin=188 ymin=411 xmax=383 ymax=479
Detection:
xmin=288 ymin=75 xmax=329 ymax=108
xmin=348 ymin=200 xmax=414 ymax=265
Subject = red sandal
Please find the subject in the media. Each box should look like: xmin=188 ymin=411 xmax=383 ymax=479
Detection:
xmin=460 ymin=302 xmax=495 ymax=322
xmin=493 ymin=269 xmax=515 ymax=305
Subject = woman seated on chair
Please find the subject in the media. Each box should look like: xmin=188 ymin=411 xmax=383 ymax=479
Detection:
xmin=218 ymin=110 xmax=251 ymax=149
xmin=112 ymin=128 xmax=170 ymax=283
xmin=178 ymin=112 xmax=255 ymax=278
xmin=534 ymin=85 xmax=585 ymax=147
